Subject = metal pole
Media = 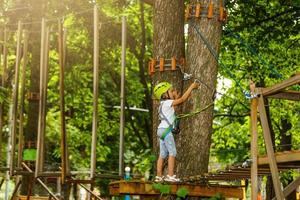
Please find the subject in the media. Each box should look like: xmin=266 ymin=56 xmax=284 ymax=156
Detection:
xmin=0 ymin=27 xmax=3 ymax=163
xmin=36 ymin=18 xmax=46 ymax=177
xmin=119 ymin=16 xmax=126 ymax=176
xmin=41 ymin=26 xmax=50 ymax=170
xmin=17 ymin=30 xmax=29 ymax=169
xmin=91 ymin=5 xmax=99 ymax=180
xmin=58 ymin=20 xmax=67 ymax=184
xmin=0 ymin=27 xmax=8 ymax=167
xmin=10 ymin=21 xmax=23 ymax=175
xmin=5 ymin=104 xmax=13 ymax=200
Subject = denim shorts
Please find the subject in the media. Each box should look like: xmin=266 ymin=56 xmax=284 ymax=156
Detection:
xmin=157 ymin=128 xmax=177 ymax=158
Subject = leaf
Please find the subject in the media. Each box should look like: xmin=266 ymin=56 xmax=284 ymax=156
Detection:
xmin=176 ymin=187 xmax=189 ymax=198
xmin=152 ymin=183 xmax=171 ymax=195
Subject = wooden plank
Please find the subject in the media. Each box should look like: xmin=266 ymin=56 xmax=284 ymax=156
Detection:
xmin=267 ymin=90 xmax=300 ymax=101
xmin=258 ymin=94 xmax=284 ymax=199
xmin=272 ymin=176 xmax=300 ymax=200
xmin=0 ymin=27 xmax=4 ymax=166
xmin=262 ymin=73 xmax=300 ymax=96
xmin=109 ymin=180 xmax=243 ymax=199
xmin=19 ymin=195 xmax=50 ymax=200
xmin=258 ymin=150 xmax=300 ymax=165
xmin=251 ymin=97 xmax=258 ymax=200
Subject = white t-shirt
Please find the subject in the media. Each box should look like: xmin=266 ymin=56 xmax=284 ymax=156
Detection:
xmin=158 ymin=100 xmax=175 ymax=129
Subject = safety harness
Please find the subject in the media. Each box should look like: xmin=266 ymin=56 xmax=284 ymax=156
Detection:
xmin=158 ymin=101 xmax=178 ymax=140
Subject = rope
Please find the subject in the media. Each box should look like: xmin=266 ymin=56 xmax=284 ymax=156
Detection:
xmin=190 ymin=21 xmax=252 ymax=99
xmin=177 ymin=102 xmax=214 ymax=119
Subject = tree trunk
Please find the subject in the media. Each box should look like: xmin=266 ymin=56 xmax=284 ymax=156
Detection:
xmin=178 ymin=0 xmax=222 ymax=176
xmin=20 ymin=0 xmax=43 ymax=195
xmin=152 ymin=0 xmax=185 ymax=173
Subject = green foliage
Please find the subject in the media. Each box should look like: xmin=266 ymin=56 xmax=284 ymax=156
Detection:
xmin=176 ymin=187 xmax=189 ymax=199
xmin=0 ymin=86 xmax=8 ymax=104
xmin=211 ymin=192 xmax=222 ymax=200
xmin=125 ymin=149 xmax=156 ymax=174
xmin=152 ymin=183 xmax=171 ymax=196
xmin=212 ymin=0 xmax=300 ymax=171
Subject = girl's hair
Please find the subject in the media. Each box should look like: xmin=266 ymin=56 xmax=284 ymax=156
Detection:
xmin=161 ymin=92 xmax=170 ymax=100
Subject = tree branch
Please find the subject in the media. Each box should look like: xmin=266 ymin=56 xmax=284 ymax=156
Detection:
xmin=141 ymin=0 xmax=153 ymax=6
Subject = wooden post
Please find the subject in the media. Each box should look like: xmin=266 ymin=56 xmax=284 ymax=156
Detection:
xmin=63 ymin=27 xmax=70 ymax=176
xmin=10 ymin=21 xmax=23 ymax=175
xmin=91 ymin=4 xmax=99 ymax=180
xmin=250 ymin=96 xmax=258 ymax=200
xmin=119 ymin=16 xmax=126 ymax=177
xmin=17 ymin=30 xmax=29 ymax=169
xmin=257 ymin=91 xmax=285 ymax=200
xmin=58 ymin=20 xmax=68 ymax=184
xmin=272 ymin=176 xmax=300 ymax=200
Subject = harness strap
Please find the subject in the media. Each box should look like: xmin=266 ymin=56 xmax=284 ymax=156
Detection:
xmin=160 ymin=126 xmax=172 ymax=140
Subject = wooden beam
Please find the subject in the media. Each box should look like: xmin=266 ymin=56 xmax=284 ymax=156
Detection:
xmin=258 ymin=150 xmax=300 ymax=165
xmin=257 ymin=94 xmax=284 ymax=199
xmin=261 ymin=73 xmax=300 ymax=96
xmin=272 ymin=176 xmax=300 ymax=200
xmin=251 ymin=97 xmax=258 ymax=200
xmin=109 ymin=180 xmax=244 ymax=199
xmin=267 ymin=90 xmax=300 ymax=101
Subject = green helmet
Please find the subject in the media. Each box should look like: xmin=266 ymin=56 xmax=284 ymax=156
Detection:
xmin=153 ymin=82 xmax=172 ymax=99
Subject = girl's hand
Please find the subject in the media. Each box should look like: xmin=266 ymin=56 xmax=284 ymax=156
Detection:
xmin=192 ymin=82 xmax=200 ymax=89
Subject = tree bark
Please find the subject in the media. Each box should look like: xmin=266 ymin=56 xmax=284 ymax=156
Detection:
xmin=152 ymin=0 xmax=185 ymax=172
xmin=178 ymin=0 xmax=222 ymax=176
xmin=20 ymin=0 xmax=43 ymax=195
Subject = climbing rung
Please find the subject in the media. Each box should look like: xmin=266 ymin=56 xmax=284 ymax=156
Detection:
xmin=159 ymin=58 xmax=164 ymax=72
xmin=207 ymin=2 xmax=214 ymax=19
xmin=195 ymin=3 xmax=201 ymax=18
xmin=171 ymin=57 xmax=176 ymax=70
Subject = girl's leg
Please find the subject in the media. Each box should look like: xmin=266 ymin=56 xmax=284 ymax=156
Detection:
xmin=157 ymin=156 xmax=164 ymax=177
xmin=168 ymin=156 xmax=175 ymax=176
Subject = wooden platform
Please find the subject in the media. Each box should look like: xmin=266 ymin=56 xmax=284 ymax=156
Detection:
xmin=258 ymin=150 xmax=300 ymax=166
xmin=19 ymin=196 xmax=49 ymax=200
xmin=109 ymin=180 xmax=243 ymax=199
xmin=200 ymin=150 xmax=300 ymax=181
